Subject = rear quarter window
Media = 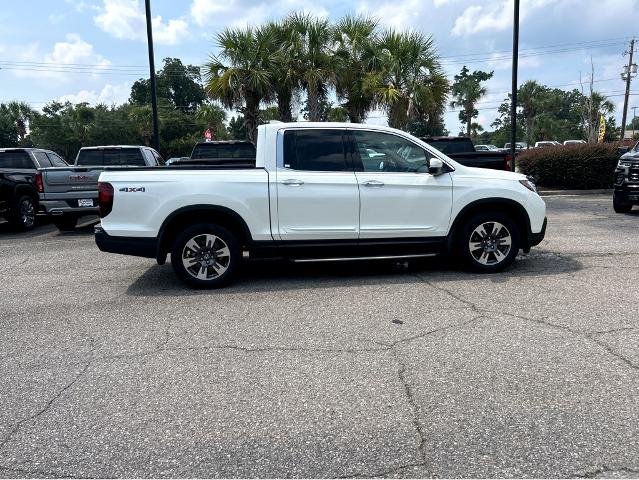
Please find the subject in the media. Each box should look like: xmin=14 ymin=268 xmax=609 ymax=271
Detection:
xmin=0 ymin=151 xmax=35 ymax=169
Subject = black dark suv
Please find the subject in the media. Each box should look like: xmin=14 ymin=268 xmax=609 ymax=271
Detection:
xmin=613 ymin=142 xmax=639 ymax=213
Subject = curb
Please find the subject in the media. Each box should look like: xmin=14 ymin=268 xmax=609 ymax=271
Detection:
xmin=538 ymin=189 xmax=612 ymax=197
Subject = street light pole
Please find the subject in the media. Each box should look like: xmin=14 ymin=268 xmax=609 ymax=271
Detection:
xmin=510 ymin=0 xmax=520 ymax=171
xmin=144 ymin=0 xmax=160 ymax=152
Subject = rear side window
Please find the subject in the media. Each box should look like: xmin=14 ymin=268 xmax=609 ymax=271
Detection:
xmin=33 ymin=152 xmax=52 ymax=167
xmin=47 ymin=152 xmax=68 ymax=167
xmin=191 ymin=143 xmax=256 ymax=160
xmin=0 ymin=151 xmax=34 ymax=169
xmin=283 ymin=130 xmax=348 ymax=172
xmin=76 ymin=148 xmax=145 ymax=166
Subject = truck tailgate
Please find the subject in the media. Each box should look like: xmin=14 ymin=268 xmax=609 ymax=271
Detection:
xmin=40 ymin=167 xmax=104 ymax=194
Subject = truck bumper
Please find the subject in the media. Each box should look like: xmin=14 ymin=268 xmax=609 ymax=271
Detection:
xmin=527 ymin=217 xmax=547 ymax=248
xmin=40 ymin=199 xmax=99 ymax=216
xmin=614 ymin=185 xmax=639 ymax=205
xmin=95 ymin=225 xmax=157 ymax=259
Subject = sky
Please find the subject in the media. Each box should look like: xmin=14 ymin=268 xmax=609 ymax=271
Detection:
xmin=0 ymin=0 xmax=638 ymax=136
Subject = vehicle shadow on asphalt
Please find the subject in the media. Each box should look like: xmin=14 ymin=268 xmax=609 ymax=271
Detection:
xmin=125 ymin=249 xmax=583 ymax=297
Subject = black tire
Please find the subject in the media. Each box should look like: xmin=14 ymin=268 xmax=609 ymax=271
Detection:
xmin=53 ymin=216 xmax=78 ymax=231
xmin=8 ymin=195 xmax=36 ymax=231
xmin=456 ymin=211 xmax=521 ymax=273
xmin=171 ymin=223 xmax=240 ymax=288
xmin=613 ymin=194 xmax=632 ymax=214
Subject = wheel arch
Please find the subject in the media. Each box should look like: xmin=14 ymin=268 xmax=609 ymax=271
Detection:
xmin=156 ymin=205 xmax=252 ymax=264
xmin=447 ymin=198 xmax=532 ymax=251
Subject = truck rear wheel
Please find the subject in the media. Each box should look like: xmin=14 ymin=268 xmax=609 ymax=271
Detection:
xmin=171 ymin=223 xmax=240 ymax=288
xmin=457 ymin=212 xmax=520 ymax=273
xmin=9 ymin=195 xmax=36 ymax=231
xmin=53 ymin=216 xmax=78 ymax=231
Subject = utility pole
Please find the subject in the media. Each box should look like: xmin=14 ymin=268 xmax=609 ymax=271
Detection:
xmin=144 ymin=0 xmax=160 ymax=152
xmin=510 ymin=0 xmax=520 ymax=170
xmin=620 ymin=38 xmax=636 ymax=141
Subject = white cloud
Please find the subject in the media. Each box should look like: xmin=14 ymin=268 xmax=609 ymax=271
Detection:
xmin=4 ymin=34 xmax=111 ymax=82
xmin=357 ymin=0 xmax=422 ymax=30
xmin=94 ymin=0 xmax=189 ymax=45
xmin=452 ymin=0 xmax=558 ymax=36
xmin=59 ymin=81 xmax=132 ymax=105
xmin=190 ymin=0 xmax=328 ymax=28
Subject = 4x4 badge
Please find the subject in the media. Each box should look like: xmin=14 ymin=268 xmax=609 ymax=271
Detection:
xmin=119 ymin=187 xmax=145 ymax=192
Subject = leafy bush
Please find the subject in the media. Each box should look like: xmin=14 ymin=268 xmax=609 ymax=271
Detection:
xmin=517 ymin=143 xmax=620 ymax=189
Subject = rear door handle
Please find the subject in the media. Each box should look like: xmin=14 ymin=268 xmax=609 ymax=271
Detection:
xmin=363 ymin=180 xmax=384 ymax=187
xmin=282 ymin=179 xmax=304 ymax=186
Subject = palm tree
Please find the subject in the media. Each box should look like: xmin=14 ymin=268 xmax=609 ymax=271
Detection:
xmin=287 ymin=13 xmax=337 ymax=122
xmin=128 ymin=105 xmax=153 ymax=146
xmin=332 ymin=15 xmax=379 ymax=123
xmin=450 ymin=66 xmax=493 ymax=136
xmin=205 ymin=26 xmax=276 ymax=143
xmin=517 ymin=80 xmax=546 ymax=147
xmin=263 ymin=20 xmax=301 ymax=122
xmin=196 ymin=103 xmax=227 ymax=138
xmin=5 ymin=101 xmax=34 ymax=145
xmin=367 ymin=30 xmax=448 ymax=130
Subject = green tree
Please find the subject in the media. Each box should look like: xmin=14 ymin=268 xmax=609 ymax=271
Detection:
xmin=368 ymin=30 xmax=447 ymax=130
xmin=128 ymin=105 xmax=153 ymax=146
xmin=287 ymin=13 xmax=337 ymax=122
xmin=228 ymin=115 xmax=247 ymax=140
xmin=196 ymin=103 xmax=228 ymax=138
xmin=0 ymin=104 xmax=19 ymax=147
xmin=450 ymin=66 xmax=493 ymax=136
xmin=4 ymin=101 xmax=34 ymax=145
xmin=205 ymin=26 xmax=276 ymax=143
xmin=130 ymin=57 xmax=206 ymax=113
xmin=333 ymin=15 xmax=378 ymax=123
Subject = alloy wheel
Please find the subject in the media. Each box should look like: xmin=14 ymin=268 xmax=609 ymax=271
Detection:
xmin=468 ymin=221 xmax=512 ymax=266
xmin=20 ymin=199 xmax=35 ymax=229
xmin=181 ymin=233 xmax=231 ymax=280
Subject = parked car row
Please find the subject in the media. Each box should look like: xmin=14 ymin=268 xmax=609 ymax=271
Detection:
xmin=0 ymin=140 xmax=258 ymax=231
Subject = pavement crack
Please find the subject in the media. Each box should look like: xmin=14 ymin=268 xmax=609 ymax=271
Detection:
xmin=391 ymin=349 xmax=429 ymax=469
xmin=0 ymin=338 xmax=95 ymax=452
xmin=575 ymin=465 xmax=639 ymax=478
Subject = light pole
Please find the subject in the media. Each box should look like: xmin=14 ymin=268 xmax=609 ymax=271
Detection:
xmin=144 ymin=0 xmax=160 ymax=152
xmin=510 ymin=0 xmax=520 ymax=171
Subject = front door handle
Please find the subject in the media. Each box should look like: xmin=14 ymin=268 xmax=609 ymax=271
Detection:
xmin=363 ymin=180 xmax=384 ymax=187
xmin=282 ymin=179 xmax=304 ymax=186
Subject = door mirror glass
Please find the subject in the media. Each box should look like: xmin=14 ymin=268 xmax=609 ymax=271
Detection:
xmin=428 ymin=158 xmax=445 ymax=175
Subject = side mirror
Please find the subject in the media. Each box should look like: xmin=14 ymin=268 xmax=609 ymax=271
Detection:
xmin=428 ymin=158 xmax=445 ymax=175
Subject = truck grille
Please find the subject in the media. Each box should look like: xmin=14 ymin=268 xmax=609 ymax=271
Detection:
xmin=630 ymin=167 xmax=639 ymax=183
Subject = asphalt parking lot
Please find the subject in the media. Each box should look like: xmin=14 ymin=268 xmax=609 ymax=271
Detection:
xmin=0 ymin=194 xmax=638 ymax=478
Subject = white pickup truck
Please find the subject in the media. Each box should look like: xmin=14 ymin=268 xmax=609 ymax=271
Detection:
xmin=95 ymin=122 xmax=547 ymax=288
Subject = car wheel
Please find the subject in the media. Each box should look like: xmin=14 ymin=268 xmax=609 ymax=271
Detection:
xmin=171 ymin=224 xmax=240 ymax=288
xmin=10 ymin=195 xmax=36 ymax=231
xmin=613 ymin=194 xmax=632 ymax=214
xmin=457 ymin=212 xmax=521 ymax=273
xmin=53 ymin=216 xmax=78 ymax=231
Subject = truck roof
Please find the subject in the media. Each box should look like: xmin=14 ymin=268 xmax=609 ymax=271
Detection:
xmin=0 ymin=147 xmax=51 ymax=152
xmin=78 ymin=145 xmax=151 ymax=150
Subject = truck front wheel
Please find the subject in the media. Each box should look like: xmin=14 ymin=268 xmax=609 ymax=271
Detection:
xmin=457 ymin=212 xmax=521 ymax=273
xmin=171 ymin=223 xmax=240 ymax=288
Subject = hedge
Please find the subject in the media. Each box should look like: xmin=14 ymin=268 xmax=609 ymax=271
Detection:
xmin=517 ymin=143 xmax=620 ymax=189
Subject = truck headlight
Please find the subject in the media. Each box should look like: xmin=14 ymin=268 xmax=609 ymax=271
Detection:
xmin=520 ymin=179 xmax=537 ymax=193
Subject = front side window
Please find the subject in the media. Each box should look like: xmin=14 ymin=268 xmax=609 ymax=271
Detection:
xmin=283 ymin=129 xmax=348 ymax=172
xmin=353 ymin=130 xmax=428 ymax=173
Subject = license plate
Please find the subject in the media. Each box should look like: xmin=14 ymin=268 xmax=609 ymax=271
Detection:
xmin=78 ymin=199 xmax=94 ymax=207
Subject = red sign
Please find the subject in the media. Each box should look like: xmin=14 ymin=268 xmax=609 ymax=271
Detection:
xmin=204 ymin=129 xmax=213 ymax=140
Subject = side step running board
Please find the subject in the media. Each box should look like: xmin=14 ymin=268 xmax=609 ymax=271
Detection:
xmin=291 ymin=253 xmax=438 ymax=263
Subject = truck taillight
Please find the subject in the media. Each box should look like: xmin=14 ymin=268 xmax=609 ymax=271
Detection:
xmin=98 ymin=182 xmax=114 ymax=217
xmin=35 ymin=172 xmax=43 ymax=193
xmin=504 ymin=154 xmax=513 ymax=171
